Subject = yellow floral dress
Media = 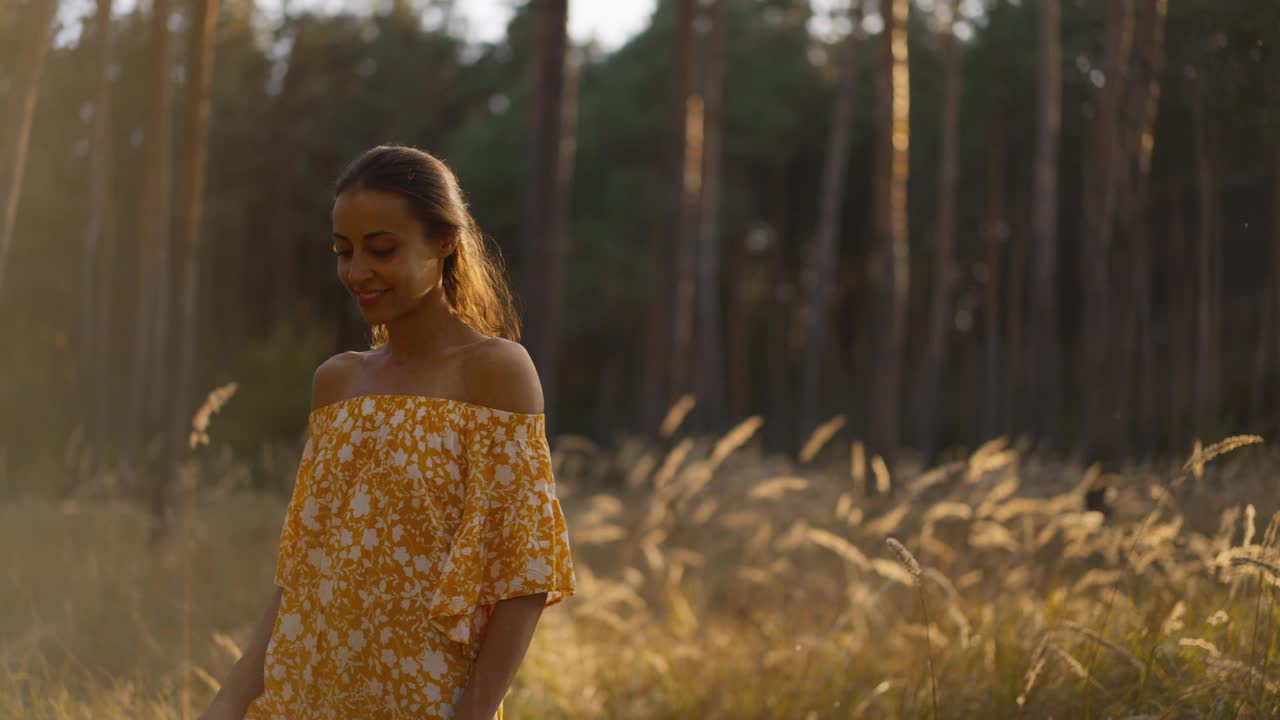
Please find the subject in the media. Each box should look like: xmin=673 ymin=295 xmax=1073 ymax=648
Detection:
xmin=243 ymin=394 xmax=577 ymax=720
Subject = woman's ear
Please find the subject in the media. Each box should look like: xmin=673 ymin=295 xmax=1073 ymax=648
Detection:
xmin=440 ymin=229 xmax=461 ymax=258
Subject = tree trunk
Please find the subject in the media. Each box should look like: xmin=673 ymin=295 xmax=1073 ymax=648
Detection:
xmin=545 ymin=44 xmax=578 ymax=435
xmin=519 ymin=0 xmax=568 ymax=415
xmin=869 ymin=0 xmax=910 ymax=460
xmin=1192 ymin=74 xmax=1219 ymax=435
xmin=982 ymin=110 xmax=1006 ymax=441
xmin=80 ymin=0 xmax=116 ymax=482
xmin=1004 ymin=180 xmax=1026 ymax=439
xmin=671 ymin=0 xmax=703 ymax=411
xmin=128 ymin=0 xmax=176 ymax=532
xmin=1119 ymin=0 xmax=1167 ymax=456
xmin=1129 ymin=218 xmax=1155 ymax=455
xmin=127 ymin=0 xmax=175 ymax=519
xmin=1273 ymin=151 xmax=1280 ymax=438
xmin=639 ymin=0 xmax=696 ymax=433
xmin=800 ymin=0 xmax=861 ymax=435
xmin=912 ymin=0 xmax=959 ymax=457
xmin=1248 ymin=152 xmax=1278 ymax=430
xmin=1166 ymin=195 xmax=1191 ymax=445
xmin=1030 ymin=0 xmax=1062 ymax=445
xmin=724 ymin=214 xmax=755 ymax=423
xmin=694 ymin=0 xmax=726 ymax=434
xmin=1249 ymin=272 xmax=1273 ymax=427
xmin=767 ymin=161 xmax=795 ymax=448
xmin=1078 ymin=0 xmax=1133 ymax=459
xmin=170 ymin=0 xmax=221 ymax=480
xmin=638 ymin=240 xmax=672 ymax=432
xmin=1251 ymin=140 xmax=1280 ymax=432
xmin=0 ymin=0 xmax=59 ymax=292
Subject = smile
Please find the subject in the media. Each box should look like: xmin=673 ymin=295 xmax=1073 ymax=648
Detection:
xmin=356 ymin=290 xmax=389 ymax=308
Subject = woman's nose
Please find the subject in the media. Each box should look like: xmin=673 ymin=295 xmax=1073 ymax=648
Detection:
xmin=347 ymin=252 xmax=374 ymax=281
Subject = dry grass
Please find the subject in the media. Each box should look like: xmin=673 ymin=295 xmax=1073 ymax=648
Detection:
xmin=1 ymin=416 xmax=1278 ymax=718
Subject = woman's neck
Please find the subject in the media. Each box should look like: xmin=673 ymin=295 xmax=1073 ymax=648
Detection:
xmin=379 ymin=285 xmax=468 ymax=365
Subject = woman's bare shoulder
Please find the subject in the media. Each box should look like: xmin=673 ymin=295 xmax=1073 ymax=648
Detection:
xmin=460 ymin=338 xmax=544 ymax=415
xmin=311 ymin=351 xmax=363 ymax=411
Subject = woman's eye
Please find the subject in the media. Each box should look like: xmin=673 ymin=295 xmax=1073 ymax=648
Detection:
xmin=331 ymin=248 xmax=392 ymax=258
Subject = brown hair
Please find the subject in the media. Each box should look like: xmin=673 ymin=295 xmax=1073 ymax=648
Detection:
xmin=333 ymin=144 xmax=521 ymax=347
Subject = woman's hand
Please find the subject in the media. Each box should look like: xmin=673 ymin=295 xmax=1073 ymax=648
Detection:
xmin=453 ymin=592 xmax=548 ymax=720
xmin=196 ymin=691 xmax=248 ymax=720
xmin=196 ymin=586 xmax=283 ymax=720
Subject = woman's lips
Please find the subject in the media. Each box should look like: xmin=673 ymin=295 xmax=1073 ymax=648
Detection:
xmin=356 ymin=290 xmax=388 ymax=308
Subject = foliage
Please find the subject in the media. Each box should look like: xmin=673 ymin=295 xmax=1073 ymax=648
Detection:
xmin=207 ymin=321 xmax=320 ymax=463
xmin=2 ymin=422 xmax=1277 ymax=717
xmin=0 ymin=0 xmax=1277 ymax=469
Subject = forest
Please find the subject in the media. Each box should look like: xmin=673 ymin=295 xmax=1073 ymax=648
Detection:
xmin=2 ymin=0 xmax=1276 ymax=482
xmin=3 ymin=1 xmax=1280 ymax=718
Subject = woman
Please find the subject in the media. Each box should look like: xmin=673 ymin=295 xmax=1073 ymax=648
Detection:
xmin=200 ymin=145 xmax=577 ymax=720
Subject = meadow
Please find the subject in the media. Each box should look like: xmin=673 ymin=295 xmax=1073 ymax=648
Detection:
xmin=1 ymin=398 xmax=1277 ymax=719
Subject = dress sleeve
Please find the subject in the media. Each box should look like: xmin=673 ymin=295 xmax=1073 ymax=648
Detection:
xmin=426 ymin=411 xmax=577 ymax=647
xmin=273 ymin=424 xmax=318 ymax=592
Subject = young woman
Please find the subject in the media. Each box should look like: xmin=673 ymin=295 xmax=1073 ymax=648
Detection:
xmin=200 ymin=145 xmax=577 ymax=720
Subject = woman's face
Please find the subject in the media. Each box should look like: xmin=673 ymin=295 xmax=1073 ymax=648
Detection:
xmin=331 ymin=187 xmax=455 ymax=324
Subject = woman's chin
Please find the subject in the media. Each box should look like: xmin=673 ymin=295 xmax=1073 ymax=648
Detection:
xmin=359 ymin=307 xmax=387 ymax=324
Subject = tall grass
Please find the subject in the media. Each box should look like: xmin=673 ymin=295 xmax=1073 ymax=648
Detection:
xmin=1 ymin=398 xmax=1276 ymax=718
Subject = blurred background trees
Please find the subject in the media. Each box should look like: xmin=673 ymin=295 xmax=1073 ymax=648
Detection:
xmin=1 ymin=0 xmax=1278 ymax=500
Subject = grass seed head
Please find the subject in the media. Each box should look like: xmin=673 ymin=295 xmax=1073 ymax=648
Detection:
xmin=886 ymin=537 xmax=921 ymax=577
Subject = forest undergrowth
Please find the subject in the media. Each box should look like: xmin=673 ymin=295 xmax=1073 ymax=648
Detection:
xmin=1 ymin=396 xmax=1276 ymax=719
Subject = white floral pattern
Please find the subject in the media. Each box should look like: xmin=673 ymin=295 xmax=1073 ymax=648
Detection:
xmin=243 ymin=394 xmax=577 ymax=720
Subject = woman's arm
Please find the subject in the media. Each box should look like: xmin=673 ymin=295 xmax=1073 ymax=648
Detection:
xmin=452 ymin=339 xmax=554 ymax=718
xmin=199 ymin=585 xmax=283 ymax=719
xmin=202 ymin=357 xmax=350 ymax=718
xmin=452 ymin=592 xmax=548 ymax=720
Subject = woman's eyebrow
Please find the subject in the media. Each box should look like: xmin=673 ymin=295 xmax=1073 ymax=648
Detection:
xmin=332 ymin=230 xmax=398 ymax=240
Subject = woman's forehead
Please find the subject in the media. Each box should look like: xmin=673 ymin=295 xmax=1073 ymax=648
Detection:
xmin=333 ymin=188 xmax=413 ymax=226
